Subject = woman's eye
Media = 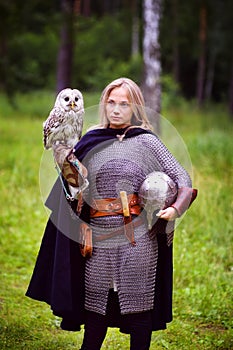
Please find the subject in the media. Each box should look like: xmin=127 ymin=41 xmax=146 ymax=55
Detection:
xmin=106 ymin=101 xmax=130 ymax=109
xmin=120 ymin=102 xmax=129 ymax=108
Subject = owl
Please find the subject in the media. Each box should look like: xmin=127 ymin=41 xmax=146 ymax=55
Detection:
xmin=43 ymin=88 xmax=84 ymax=150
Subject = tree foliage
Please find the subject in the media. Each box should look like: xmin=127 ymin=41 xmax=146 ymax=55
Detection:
xmin=0 ymin=0 xmax=59 ymax=101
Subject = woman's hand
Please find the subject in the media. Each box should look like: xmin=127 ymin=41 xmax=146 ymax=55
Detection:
xmin=156 ymin=207 xmax=178 ymax=221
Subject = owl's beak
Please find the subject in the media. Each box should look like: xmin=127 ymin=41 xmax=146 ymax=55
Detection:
xmin=71 ymin=101 xmax=75 ymax=109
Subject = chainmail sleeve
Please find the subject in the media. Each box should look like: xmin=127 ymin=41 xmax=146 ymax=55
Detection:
xmin=136 ymin=133 xmax=192 ymax=188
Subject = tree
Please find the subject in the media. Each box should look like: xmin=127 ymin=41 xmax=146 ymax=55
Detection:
xmin=56 ymin=0 xmax=75 ymax=93
xmin=142 ymin=0 xmax=162 ymax=132
xmin=229 ymin=59 xmax=233 ymax=117
xmin=130 ymin=0 xmax=140 ymax=58
xmin=196 ymin=1 xmax=207 ymax=106
xmin=171 ymin=0 xmax=179 ymax=84
xmin=82 ymin=0 xmax=91 ymax=16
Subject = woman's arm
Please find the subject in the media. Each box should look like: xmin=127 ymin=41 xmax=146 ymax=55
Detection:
xmin=139 ymin=134 xmax=197 ymax=220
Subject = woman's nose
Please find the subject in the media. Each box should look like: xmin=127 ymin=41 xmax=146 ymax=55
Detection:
xmin=113 ymin=104 xmax=120 ymax=113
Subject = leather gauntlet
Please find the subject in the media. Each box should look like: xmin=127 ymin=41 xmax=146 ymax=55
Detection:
xmin=52 ymin=143 xmax=72 ymax=171
xmin=53 ymin=144 xmax=88 ymax=188
xmin=171 ymin=187 xmax=198 ymax=217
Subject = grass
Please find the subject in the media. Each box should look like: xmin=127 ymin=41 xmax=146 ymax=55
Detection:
xmin=0 ymin=91 xmax=233 ymax=349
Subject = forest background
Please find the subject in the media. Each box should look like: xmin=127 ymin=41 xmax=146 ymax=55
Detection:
xmin=0 ymin=0 xmax=233 ymax=349
xmin=0 ymin=0 xmax=233 ymax=111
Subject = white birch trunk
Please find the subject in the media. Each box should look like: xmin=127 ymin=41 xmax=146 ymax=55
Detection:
xmin=142 ymin=0 xmax=162 ymax=116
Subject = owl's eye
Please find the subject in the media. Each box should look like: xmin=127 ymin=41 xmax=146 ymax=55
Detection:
xmin=75 ymin=97 xmax=79 ymax=102
xmin=64 ymin=97 xmax=70 ymax=102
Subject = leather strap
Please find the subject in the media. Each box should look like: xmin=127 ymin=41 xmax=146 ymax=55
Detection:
xmin=90 ymin=194 xmax=141 ymax=245
xmin=94 ymin=216 xmax=144 ymax=243
xmin=90 ymin=194 xmax=141 ymax=218
xmin=120 ymin=191 xmax=136 ymax=245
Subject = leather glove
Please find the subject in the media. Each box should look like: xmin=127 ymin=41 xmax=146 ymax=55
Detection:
xmin=52 ymin=143 xmax=88 ymax=189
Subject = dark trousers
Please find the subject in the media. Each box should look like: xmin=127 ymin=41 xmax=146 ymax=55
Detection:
xmin=80 ymin=291 xmax=152 ymax=350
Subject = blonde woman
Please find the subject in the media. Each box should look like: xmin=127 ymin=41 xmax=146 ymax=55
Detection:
xmin=27 ymin=78 xmax=197 ymax=350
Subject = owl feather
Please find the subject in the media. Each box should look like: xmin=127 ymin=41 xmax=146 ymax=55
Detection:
xmin=43 ymin=88 xmax=88 ymax=198
xmin=43 ymin=88 xmax=84 ymax=150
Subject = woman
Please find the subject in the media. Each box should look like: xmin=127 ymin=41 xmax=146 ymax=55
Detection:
xmin=26 ymin=78 xmax=197 ymax=350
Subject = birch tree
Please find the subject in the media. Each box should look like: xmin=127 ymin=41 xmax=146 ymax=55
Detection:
xmin=142 ymin=0 xmax=162 ymax=119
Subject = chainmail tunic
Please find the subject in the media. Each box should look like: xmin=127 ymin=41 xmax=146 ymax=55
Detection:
xmin=82 ymin=133 xmax=192 ymax=315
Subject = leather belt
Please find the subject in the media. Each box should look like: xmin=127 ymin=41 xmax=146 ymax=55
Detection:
xmin=90 ymin=194 xmax=141 ymax=218
xmin=90 ymin=193 xmax=142 ymax=245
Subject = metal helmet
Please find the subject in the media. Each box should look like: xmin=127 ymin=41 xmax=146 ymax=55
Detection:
xmin=138 ymin=171 xmax=177 ymax=228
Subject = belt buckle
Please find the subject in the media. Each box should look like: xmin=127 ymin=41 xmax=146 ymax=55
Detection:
xmin=107 ymin=201 xmax=121 ymax=213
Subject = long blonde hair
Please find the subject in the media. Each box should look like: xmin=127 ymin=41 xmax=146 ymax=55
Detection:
xmin=97 ymin=77 xmax=153 ymax=130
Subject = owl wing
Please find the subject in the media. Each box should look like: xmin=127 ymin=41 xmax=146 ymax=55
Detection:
xmin=75 ymin=109 xmax=84 ymax=141
xmin=43 ymin=107 xmax=65 ymax=149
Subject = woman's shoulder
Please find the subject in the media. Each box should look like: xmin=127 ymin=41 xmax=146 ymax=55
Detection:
xmin=135 ymin=130 xmax=160 ymax=142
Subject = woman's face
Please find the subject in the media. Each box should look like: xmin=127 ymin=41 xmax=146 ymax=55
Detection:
xmin=105 ymin=86 xmax=133 ymax=129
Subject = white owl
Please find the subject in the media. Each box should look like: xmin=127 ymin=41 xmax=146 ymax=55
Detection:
xmin=43 ymin=88 xmax=84 ymax=150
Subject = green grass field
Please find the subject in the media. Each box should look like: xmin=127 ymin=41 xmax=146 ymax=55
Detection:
xmin=0 ymin=91 xmax=232 ymax=349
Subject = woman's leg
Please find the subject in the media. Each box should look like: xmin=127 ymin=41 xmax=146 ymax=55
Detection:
xmin=123 ymin=311 xmax=153 ymax=350
xmin=80 ymin=311 xmax=108 ymax=350
xmin=81 ymin=294 xmax=152 ymax=350
xmin=81 ymin=289 xmax=120 ymax=350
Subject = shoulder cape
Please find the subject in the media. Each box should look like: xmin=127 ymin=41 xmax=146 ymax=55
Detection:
xmin=73 ymin=126 xmax=154 ymax=160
